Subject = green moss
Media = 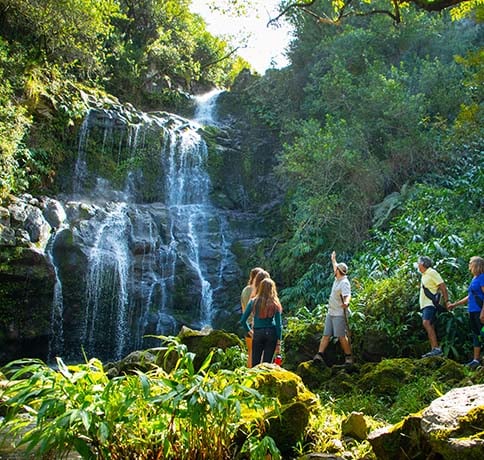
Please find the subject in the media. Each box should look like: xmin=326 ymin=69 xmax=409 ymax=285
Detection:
xmin=296 ymin=360 xmax=332 ymax=391
xmin=359 ymin=359 xmax=415 ymax=396
xmin=266 ymin=401 xmax=310 ymax=456
xmin=178 ymin=328 xmax=244 ymax=370
xmin=453 ymin=406 xmax=484 ymax=438
xmin=250 ymin=365 xmax=319 ymax=410
xmin=368 ymin=414 xmax=432 ymax=460
xmin=322 ymin=370 xmax=356 ymax=396
xmin=435 ymin=359 xmax=467 ymax=383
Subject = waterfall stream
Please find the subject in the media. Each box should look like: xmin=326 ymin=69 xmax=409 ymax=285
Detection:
xmin=49 ymin=92 xmax=238 ymax=361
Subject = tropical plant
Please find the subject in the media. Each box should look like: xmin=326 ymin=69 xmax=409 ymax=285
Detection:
xmin=0 ymin=339 xmax=281 ymax=459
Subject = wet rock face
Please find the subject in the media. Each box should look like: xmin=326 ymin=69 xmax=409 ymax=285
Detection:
xmin=0 ymin=96 xmax=279 ymax=364
xmin=0 ymin=195 xmax=58 ymax=364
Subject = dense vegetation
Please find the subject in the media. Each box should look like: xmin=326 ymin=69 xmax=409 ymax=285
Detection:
xmin=214 ymin=1 xmax=483 ymax=363
xmin=0 ymin=0 xmax=483 ymax=457
xmin=226 ymin=3 xmax=482 ymax=302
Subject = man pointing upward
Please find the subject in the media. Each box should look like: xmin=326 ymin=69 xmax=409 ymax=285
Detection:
xmin=314 ymin=251 xmax=353 ymax=365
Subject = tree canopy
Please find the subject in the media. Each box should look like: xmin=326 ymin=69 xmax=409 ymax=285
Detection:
xmin=271 ymin=0 xmax=481 ymax=25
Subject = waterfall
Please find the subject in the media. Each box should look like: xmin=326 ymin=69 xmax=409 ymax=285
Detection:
xmin=193 ymin=89 xmax=222 ymax=126
xmin=73 ymin=110 xmax=91 ymax=196
xmin=81 ymin=202 xmax=131 ymax=360
xmin=49 ymin=91 xmax=239 ymax=361
xmin=46 ymin=232 xmax=65 ymax=362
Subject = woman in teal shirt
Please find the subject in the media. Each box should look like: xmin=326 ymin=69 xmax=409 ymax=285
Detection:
xmin=241 ymin=278 xmax=282 ymax=367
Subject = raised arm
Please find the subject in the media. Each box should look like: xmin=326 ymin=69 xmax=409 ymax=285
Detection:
xmin=331 ymin=250 xmax=337 ymax=272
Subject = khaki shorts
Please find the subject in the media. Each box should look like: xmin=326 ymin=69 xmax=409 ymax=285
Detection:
xmin=323 ymin=315 xmax=347 ymax=337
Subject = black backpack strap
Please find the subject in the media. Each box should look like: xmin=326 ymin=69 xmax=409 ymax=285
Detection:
xmin=422 ymin=284 xmax=445 ymax=312
xmin=470 ymin=289 xmax=484 ymax=309
xmin=422 ymin=284 xmax=438 ymax=305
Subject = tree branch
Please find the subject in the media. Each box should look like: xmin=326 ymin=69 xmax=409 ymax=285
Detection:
xmin=411 ymin=0 xmax=468 ymax=12
xmin=268 ymin=0 xmax=472 ymax=28
xmin=268 ymin=0 xmax=318 ymax=27
xmin=200 ymin=46 xmax=245 ymax=70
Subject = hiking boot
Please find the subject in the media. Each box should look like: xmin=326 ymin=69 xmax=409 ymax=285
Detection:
xmin=313 ymin=352 xmax=324 ymax=362
xmin=344 ymin=354 xmax=354 ymax=365
xmin=466 ymin=359 xmax=480 ymax=369
xmin=421 ymin=348 xmax=443 ymax=358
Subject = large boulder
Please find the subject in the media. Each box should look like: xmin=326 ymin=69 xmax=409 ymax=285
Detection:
xmin=104 ymin=326 xmax=244 ymax=377
xmin=422 ymin=384 xmax=484 ymax=459
xmin=359 ymin=358 xmax=415 ymax=396
xmin=368 ymin=384 xmax=484 ymax=460
xmin=177 ymin=325 xmax=244 ymax=369
xmin=296 ymin=359 xmax=332 ymax=391
xmin=368 ymin=414 xmax=431 ymax=460
xmin=248 ymin=364 xmax=320 ymax=457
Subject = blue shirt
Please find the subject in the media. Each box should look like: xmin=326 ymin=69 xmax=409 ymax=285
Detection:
xmin=241 ymin=299 xmax=282 ymax=340
xmin=468 ymin=274 xmax=484 ymax=313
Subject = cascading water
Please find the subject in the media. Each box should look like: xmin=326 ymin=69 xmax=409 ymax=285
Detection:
xmin=46 ymin=232 xmax=65 ymax=362
xmin=81 ymin=202 xmax=131 ymax=359
xmin=49 ymin=92 xmax=239 ymax=362
xmin=193 ymin=89 xmax=222 ymax=126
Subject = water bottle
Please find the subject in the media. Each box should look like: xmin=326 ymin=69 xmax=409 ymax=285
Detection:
xmin=274 ymin=354 xmax=283 ymax=366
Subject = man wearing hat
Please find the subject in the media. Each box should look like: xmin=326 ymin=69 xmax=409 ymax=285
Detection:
xmin=417 ymin=255 xmax=450 ymax=358
xmin=314 ymin=250 xmax=353 ymax=365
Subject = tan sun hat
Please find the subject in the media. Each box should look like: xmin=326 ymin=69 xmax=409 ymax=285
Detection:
xmin=337 ymin=263 xmax=348 ymax=275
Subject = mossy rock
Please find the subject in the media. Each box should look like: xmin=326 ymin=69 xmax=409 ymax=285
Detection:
xmin=341 ymin=411 xmax=368 ymax=440
xmin=413 ymin=355 xmax=447 ymax=375
xmin=250 ymin=364 xmax=319 ymax=408
xmin=320 ymin=369 xmax=355 ymax=395
xmin=296 ymin=360 xmax=332 ymax=390
xmin=249 ymin=365 xmax=319 ymax=456
xmin=104 ymin=349 xmax=158 ymax=376
xmin=434 ymin=359 xmax=466 ymax=383
xmin=422 ymin=384 xmax=484 ymax=459
xmin=266 ymin=401 xmax=311 ymax=457
xmin=468 ymin=366 xmax=484 ymax=384
xmin=368 ymin=413 xmax=431 ymax=460
xmin=359 ymin=358 xmax=415 ymax=396
xmin=178 ymin=326 xmax=244 ymax=369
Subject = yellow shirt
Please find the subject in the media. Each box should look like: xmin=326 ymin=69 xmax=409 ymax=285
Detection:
xmin=420 ymin=267 xmax=444 ymax=309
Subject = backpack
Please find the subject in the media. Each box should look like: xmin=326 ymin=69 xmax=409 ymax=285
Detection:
xmin=422 ymin=284 xmax=446 ymax=313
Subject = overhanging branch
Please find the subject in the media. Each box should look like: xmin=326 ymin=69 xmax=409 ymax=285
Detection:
xmin=267 ymin=0 xmax=472 ymax=27
xmin=200 ymin=46 xmax=245 ymax=70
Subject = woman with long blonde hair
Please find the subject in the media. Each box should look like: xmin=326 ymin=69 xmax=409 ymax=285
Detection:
xmin=241 ymin=278 xmax=282 ymax=367
xmin=240 ymin=268 xmax=269 ymax=367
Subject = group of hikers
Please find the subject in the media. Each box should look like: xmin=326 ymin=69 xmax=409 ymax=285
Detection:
xmin=240 ymin=253 xmax=484 ymax=369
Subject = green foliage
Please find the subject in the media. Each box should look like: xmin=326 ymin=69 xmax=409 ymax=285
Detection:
xmin=275 ymin=117 xmax=381 ymax=273
xmin=351 ymin=273 xmax=423 ymax=358
xmin=1 ymin=340 xmax=281 ymax=459
xmin=0 ymin=39 xmax=32 ymax=198
xmin=277 ymin=0 xmax=481 ymax=25
xmin=106 ymin=0 xmax=246 ymax=109
xmin=265 ymin=7 xmax=480 ymax=291
xmin=280 ymin=145 xmax=483 ymax=363
xmin=254 ymin=3 xmax=482 ymax=319
xmin=0 ymin=0 xmax=121 ymax=78
xmin=325 ymin=373 xmax=450 ymax=424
